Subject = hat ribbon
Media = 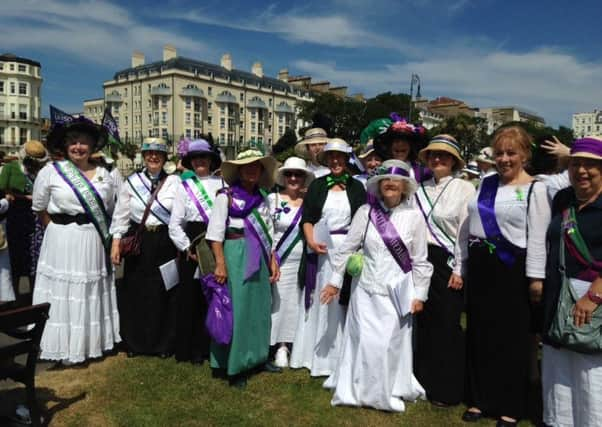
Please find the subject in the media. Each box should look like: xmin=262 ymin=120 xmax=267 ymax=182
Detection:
xmin=571 ymin=138 xmax=602 ymax=158
xmin=429 ymin=136 xmax=461 ymax=153
xmin=376 ymin=166 xmax=409 ymax=177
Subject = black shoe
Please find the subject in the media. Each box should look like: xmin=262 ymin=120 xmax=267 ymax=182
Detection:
xmin=462 ymin=409 xmax=482 ymax=422
xmin=263 ymin=361 xmax=283 ymax=373
xmin=190 ymin=355 xmax=205 ymax=365
xmin=228 ymin=375 xmax=247 ymax=389
xmin=496 ymin=418 xmax=517 ymax=427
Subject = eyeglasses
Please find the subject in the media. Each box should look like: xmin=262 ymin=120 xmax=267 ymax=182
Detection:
xmin=283 ymin=171 xmax=305 ymax=178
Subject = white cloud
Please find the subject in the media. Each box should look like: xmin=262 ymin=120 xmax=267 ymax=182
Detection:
xmin=0 ymin=0 xmax=212 ymax=66
xmin=293 ymin=48 xmax=602 ymax=126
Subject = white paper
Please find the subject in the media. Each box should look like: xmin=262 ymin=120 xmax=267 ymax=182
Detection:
xmin=159 ymin=259 xmax=179 ymax=291
xmin=387 ymin=274 xmax=415 ymax=319
xmin=570 ymin=278 xmax=590 ymax=299
xmin=193 ymin=267 xmax=200 ymax=279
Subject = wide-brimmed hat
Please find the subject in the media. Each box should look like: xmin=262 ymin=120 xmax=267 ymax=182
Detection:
xmin=570 ymin=137 xmax=602 ymax=161
xmin=476 ymin=147 xmax=496 ymax=165
xmin=317 ymin=138 xmax=352 ymax=166
xmin=47 ymin=116 xmax=108 ymax=154
xmin=294 ymin=127 xmax=329 ymax=159
xmin=366 ymin=159 xmax=418 ymax=198
xmin=275 ymin=156 xmax=315 ymax=187
xmin=418 ymin=134 xmax=465 ymax=171
xmin=141 ymin=137 xmax=169 ymax=153
xmin=358 ymin=140 xmax=382 ymax=160
xmin=221 ymin=149 xmax=278 ymax=188
xmin=462 ymin=160 xmax=480 ymax=176
xmin=19 ymin=140 xmax=48 ymax=162
xmin=373 ymin=114 xmax=427 ymax=160
xmin=179 ymin=138 xmax=222 ymax=170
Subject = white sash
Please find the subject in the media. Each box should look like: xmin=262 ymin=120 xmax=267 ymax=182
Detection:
xmin=127 ymin=172 xmax=171 ymax=225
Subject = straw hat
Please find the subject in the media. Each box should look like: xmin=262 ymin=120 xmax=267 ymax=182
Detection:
xmin=317 ymin=138 xmax=352 ymax=165
xmin=141 ymin=137 xmax=169 ymax=153
xmin=462 ymin=161 xmax=480 ymax=177
xmin=19 ymin=140 xmax=48 ymax=162
xmin=570 ymin=136 xmax=602 ymax=161
xmin=220 ymin=149 xmax=278 ymax=188
xmin=358 ymin=140 xmax=381 ymax=160
xmin=294 ymin=127 xmax=329 ymax=159
xmin=47 ymin=116 xmax=108 ymax=154
xmin=418 ymin=134 xmax=465 ymax=171
xmin=179 ymin=138 xmax=222 ymax=170
xmin=366 ymin=160 xmax=418 ymax=198
xmin=476 ymin=147 xmax=496 ymax=165
xmin=275 ymin=156 xmax=315 ymax=187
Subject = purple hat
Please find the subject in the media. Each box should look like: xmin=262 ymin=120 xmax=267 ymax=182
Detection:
xmin=179 ymin=138 xmax=222 ymax=170
xmin=570 ymin=137 xmax=602 ymax=161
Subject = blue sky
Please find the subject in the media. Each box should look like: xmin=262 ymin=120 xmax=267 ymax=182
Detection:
xmin=2 ymin=0 xmax=601 ymax=127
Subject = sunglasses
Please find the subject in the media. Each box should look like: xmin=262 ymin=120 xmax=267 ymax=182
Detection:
xmin=283 ymin=171 xmax=305 ymax=178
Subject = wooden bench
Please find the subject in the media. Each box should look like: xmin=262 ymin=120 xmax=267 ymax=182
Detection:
xmin=0 ymin=303 xmax=50 ymax=427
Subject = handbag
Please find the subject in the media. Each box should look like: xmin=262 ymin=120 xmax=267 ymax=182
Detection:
xmin=119 ymin=177 xmax=166 ymax=258
xmin=547 ymin=209 xmax=602 ymax=354
xmin=200 ymin=273 xmax=233 ymax=345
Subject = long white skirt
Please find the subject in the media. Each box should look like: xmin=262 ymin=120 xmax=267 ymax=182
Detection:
xmin=271 ymin=244 xmax=302 ymax=344
xmin=0 ymin=221 xmax=14 ymax=302
xmin=324 ymin=285 xmax=425 ymax=412
xmin=32 ymin=222 xmax=120 ymax=363
xmin=290 ymin=235 xmax=346 ymax=377
xmin=542 ymin=344 xmax=602 ymax=427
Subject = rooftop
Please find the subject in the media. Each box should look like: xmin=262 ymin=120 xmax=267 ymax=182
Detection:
xmin=0 ymin=53 xmax=41 ymax=68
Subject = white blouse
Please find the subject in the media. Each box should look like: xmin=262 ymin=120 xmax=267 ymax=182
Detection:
xmin=110 ymin=173 xmax=181 ymax=238
xmin=535 ymin=170 xmax=570 ymax=201
xmin=168 ymin=175 xmax=226 ymax=251
xmin=206 ymin=191 xmax=274 ymax=243
xmin=268 ymin=192 xmax=303 ymax=261
xmin=454 ymin=179 xmax=551 ymax=279
xmin=32 ymin=161 xmax=115 ymax=215
xmin=329 ymin=203 xmax=433 ymax=300
xmin=416 ymin=176 xmax=475 ymax=254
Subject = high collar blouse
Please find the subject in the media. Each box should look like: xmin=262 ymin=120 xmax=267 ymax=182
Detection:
xmin=110 ymin=172 xmax=181 ymax=238
xmin=329 ymin=202 xmax=433 ymax=299
xmin=168 ymin=175 xmax=226 ymax=251
xmin=454 ymin=177 xmax=551 ymax=279
xmin=416 ymin=176 xmax=475 ymax=253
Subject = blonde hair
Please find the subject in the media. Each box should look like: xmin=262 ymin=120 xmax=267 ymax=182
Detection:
xmin=491 ymin=126 xmax=533 ymax=162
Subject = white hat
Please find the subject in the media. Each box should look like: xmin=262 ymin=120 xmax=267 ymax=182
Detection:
xmin=317 ymin=138 xmax=352 ymax=165
xmin=275 ymin=156 xmax=315 ymax=187
xmin=366 ymin=160 xmax=417 ymax=198
xmin=476 ymin=147 xmax=496 ymax=165
xmin=294 ymin=127 xmax=329 ymax=159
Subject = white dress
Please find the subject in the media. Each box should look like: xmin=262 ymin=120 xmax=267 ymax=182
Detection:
xmin=289 ymin=190 xmax=350 ymax=377
xmin=268 ymin=192 xmax=303 ymax=344
xmin=32 ymin=162 xmax=120 ymax=363
xmin=324 ymin=202 xmax=433 ymax=412
xmin=0 ymin=198 xmax=14 ymax=302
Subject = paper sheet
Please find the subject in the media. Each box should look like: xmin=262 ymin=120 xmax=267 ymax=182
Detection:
xmin=159 ymin=259 xmax=180 ymax=291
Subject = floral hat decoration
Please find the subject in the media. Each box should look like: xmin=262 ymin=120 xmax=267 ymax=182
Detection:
xmin=373 ymin=113 xmax=427 ymax=161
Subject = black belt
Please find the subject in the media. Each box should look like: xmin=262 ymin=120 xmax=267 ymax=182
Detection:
xmin=130 ymin=221 xmax=167 ymax=232
xmin=50 ymin=213 xmax=91 ymax=225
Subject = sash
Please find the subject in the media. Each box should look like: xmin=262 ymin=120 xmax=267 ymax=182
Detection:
xmin=53 ymin=161 xmax=111 ymax=247
xmin=562 ymin=206 xmax=602 ymax=282
xmin=411 ymin=161 xmax=432 ymax=183
xmin=127 ymin=172 xmax=171 ymax=225
xmin=369 ymin=204 xmax=412 ymax=273
xmin=274 ymin=207 xmax=303 ymax=265
xmin=477 ymin=174 xmax=521 ymax=266
xmin=182 ymin=175 xmax=213 ymax=223
xmin=243 ymin=208 xmax=273 ymax=280
xmin=415 ymin=180 xmax=456 ymax=256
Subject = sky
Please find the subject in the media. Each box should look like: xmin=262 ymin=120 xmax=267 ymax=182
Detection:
xmin=1 ymin=0 xmax=601 ymax=127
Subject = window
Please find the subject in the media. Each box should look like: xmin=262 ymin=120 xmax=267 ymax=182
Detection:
xmin=161 ymin=97 xmax=167 ymax=108
xmin=9 ymin=64 xmax=14 ymax=71
xmin=278 ymin=113 xmax=283 ymax=123
xmin=19 ymin=104 xmax=27 ymax=120
xmin=124 ymin=115 xmax=128 ymax=125
xmin=208 ymin=87 xmax=212 ymax=96
xmin=161 ymin=111 xmax=167 ymax=124
xmin=193 ymin=101 xmax=201 ymax=112
xmin=148 ymin=84 xmax=151 ymax=93
xmin=278 ymin=126 xmax=283 ymax=135
xmin=185 ymin=112 xmax=191 ymax=124
xmin=269 ymin=112 xmax=272 ymax=120
xmin=207 ymin=102 xmax=212 ymax=110
xmin=251 ymin=122 xmax=256 ymax=132
xmin=19 ymin=127 xmax=27 ymax=145
xmin=18 ymin=64 xmax=26 ymax=72
xmin=219 ymin=133 xmax=225 ymax=144
xmin=0 ymin=103 xmax=4 ymax=116
xmin=251 ymin=111 xmax=256 ymax=119
xmin=220 ymin=117 xmax=225 ymax=129
xmin=0 ymin=127 xmax=4 ymax=144
xmin=207 ymin=116 xmax=212 ymax=125
xmin=194 ymin=129 xmax=201 ymax=138
xmin=185 ymin=97 xmax=191 ymax=109
xmin=124 ymin=87 xmax=128 ymax=97
xmin=10 ymin=82 xmax=15 ymax=94
xmin=113 ymin=105 xmax=119 ymax=114
xmin=240 ymin=107 xmax=244 ymax=115
xmin=0 ymin=81 xmax=3 ymax=93
xmin=162 ymin=128 xmax=168 ymax=139
xmin=185 ymin=128 xmax=191 ymax=138
xmin=240 ymin=93 xmax=244 ymax=101
xmin=147 ymin=99 xmax=151 ymax=108
xmin=194 ymin=113 xmax=201 ymax=127
xmin=220 ymin=105 xmax=225 ymax=114
xmin=268 ymin=99 xmax=272 ymax=107
xmin=0 ymin=63 xmax=3 ymax=71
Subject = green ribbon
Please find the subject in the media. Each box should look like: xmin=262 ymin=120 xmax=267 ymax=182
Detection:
xmin=326 ymin=173 xmax=350 ymax=188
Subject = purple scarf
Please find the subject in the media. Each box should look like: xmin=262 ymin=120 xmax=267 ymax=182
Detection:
xmin=369 ymin=201 xmax=412 ymax=273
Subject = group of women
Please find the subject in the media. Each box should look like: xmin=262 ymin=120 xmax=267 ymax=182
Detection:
xmin=7 ymin=110 xmax=602 ymax=426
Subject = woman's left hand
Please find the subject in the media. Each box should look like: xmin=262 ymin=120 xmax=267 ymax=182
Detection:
xmin=320 ymin=285 xmax=339 ymax=304
xmin=411 ymin=300 xmax=424 ymax=314
xmin=269 ymin=255 xmax=280 ymax=284
xmin=573 ymin=296 xmax=598 ymax=328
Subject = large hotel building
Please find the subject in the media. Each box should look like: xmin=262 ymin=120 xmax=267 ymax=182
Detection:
xmin=85 ymin=45 xmax=334 ymax=158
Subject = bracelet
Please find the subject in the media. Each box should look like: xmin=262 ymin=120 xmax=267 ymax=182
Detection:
xmin=587 ymin=290 xmax=602 ymax=305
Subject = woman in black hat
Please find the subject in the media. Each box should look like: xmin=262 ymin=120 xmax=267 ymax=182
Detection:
xmin=32 ymin=116 xmax=120 ymax=364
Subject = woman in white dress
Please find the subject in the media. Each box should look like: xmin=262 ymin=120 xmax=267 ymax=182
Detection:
xmin=268 ymin=157 xmax=314 ymax=367
xmin=322 ymin=160 xmax=433 ymax=412
xmin=0 ymin=195 xmax=14 ymax=303
xmin=32 ymin=117 xmax=120 ymax=364
xmin=290 ymin=139 xmax=366 ymax=377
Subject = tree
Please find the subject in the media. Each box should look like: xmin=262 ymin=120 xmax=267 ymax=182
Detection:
xmin=431 ymin=114 xmax=489 ymax=160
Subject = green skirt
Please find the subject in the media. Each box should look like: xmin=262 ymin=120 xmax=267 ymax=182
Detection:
xmin=210 ymin=239 xmax=272 ymax=376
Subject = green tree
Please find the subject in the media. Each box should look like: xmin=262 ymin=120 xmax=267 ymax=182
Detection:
xmin=431 ymin=114 xmax=489 ymax=160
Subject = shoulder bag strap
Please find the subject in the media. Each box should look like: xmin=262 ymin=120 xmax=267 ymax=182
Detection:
xmin=137 ymin=177 xmax=167 ymax=230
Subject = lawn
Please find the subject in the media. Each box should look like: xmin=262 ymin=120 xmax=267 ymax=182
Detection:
xmin=2 ymin=352 xmax=539 ymax=426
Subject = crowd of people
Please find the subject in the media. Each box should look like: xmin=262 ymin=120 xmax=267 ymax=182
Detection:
xmin=1 ymin=111 xmax=601 ymax=427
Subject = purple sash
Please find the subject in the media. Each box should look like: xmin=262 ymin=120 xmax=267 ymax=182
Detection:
xmin=274 ymin=207 xmax=303 ymax=265
xmin=369 ymin=203 xmax=412 ymax=273
xmin=304 ymin=253 xmax=318 ymax=310
xmin=477 ymin=174 xmax=521 ymax=266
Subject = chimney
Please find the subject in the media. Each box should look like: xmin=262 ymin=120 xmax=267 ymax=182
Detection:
xmin=221 ymin=53 xmax=232 ymax=71
xmin=163 ymin=44 xmax=177 ymax=62
xmin=251 ymin=61 xmax=263 ymax=78
xmin=277 ymin=68 xmax=289 ymax=82
xmin=132 ymin=51 xmax=145 ymax=68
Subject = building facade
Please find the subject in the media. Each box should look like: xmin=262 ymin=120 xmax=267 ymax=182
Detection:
xmin=0 ymin=53 xmax=42 ymax=152
xmin=572 ymin=110 xmax=602 ymax=138
xmin=83 ymin=98 xmax=105 ymax=125
xmin=477 ymin=106 xmax=546 ymax=134
xmin=98 ymin=46 xmax=313 ymax=158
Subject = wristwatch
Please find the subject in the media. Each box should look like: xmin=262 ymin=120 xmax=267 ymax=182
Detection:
xmin=587 ymin=290 xmax=602 ymax=305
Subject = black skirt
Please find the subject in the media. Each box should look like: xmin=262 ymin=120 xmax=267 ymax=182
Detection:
xmin=6 ymin=198 xmax=35 ymax=279
xmin=414 ymin=245 xmax=465 ymax=405
xmin=465 ymin=245 xmax=530 ymax=419
xmin=118 ymin=225 xmax=177 ymax=355
xmin=174 ymin=221 xmax=210 ymax=362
